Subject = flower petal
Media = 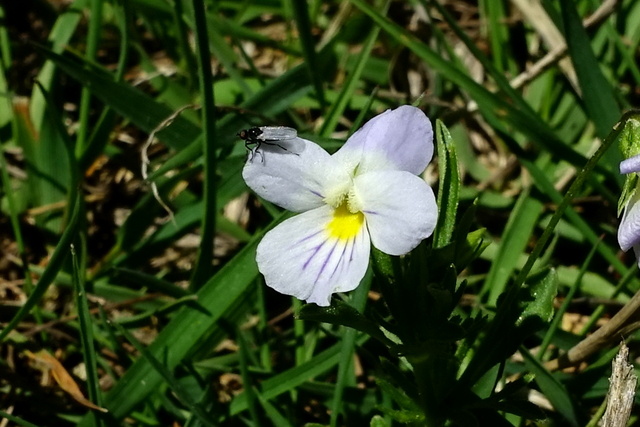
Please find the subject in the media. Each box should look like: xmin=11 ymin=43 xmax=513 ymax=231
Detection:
xmin=334 ymin=105 xmax=433 ymax=175
xmin=354 ymin=170 xmax=437 ymax=255
xmin=242 ymin=138 xmax=335 ymax=212
xmin=620 ymin=154 xmax=640 ymax=174
xmin=633 ymin=244 xmax=640 ymax=267
xmin=256 ymin=206 xmax=370 ymax=306
xmin=619 ymin=191 xmax=640 ymax=251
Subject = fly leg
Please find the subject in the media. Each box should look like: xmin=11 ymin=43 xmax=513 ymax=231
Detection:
xmin=263 ymin=141 xmax=300 ymax=156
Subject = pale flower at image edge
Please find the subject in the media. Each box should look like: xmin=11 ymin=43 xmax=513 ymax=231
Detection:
xmin=618 ymin=153 xmax=640 ymax=264
xmin=242 ymin=106 xmax=439 ymax=306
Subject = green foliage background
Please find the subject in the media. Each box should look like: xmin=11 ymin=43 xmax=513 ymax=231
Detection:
xmin=1 ymin=0 xmax=640 ymax=426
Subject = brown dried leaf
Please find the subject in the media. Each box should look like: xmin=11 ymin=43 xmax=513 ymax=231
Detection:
xmin=25 ymin=350 xmax=108 ymax=413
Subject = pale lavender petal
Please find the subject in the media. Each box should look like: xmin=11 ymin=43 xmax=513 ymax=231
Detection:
xmin=333 ymin=105 xmax=433 ymax=175
xmin=242 ymin=138 xmax=337 ymax=212
xmin=620 ymin=154 xmax=640 ymax=174
xmin=354 ymin=170 xmax=437 ymax=255
xmin=633 ymin=244 xmax=640 ymax=268
xmin=256 ymin=206 xmax=371 ymax=306
xmin=619 ymin=191 xmax=640 ymax=251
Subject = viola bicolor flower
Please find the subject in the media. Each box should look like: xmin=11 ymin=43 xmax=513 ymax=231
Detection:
xmin=242 ymin=106 xmax=438 ymax=306
xmin=618 ymin=154 xmax=640 ymax=264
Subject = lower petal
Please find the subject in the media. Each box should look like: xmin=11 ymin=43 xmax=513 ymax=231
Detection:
xmin=256 ymin=206 xmax=370 ymax=306
xmin=354 ymin=170 xmax=437 ymax=256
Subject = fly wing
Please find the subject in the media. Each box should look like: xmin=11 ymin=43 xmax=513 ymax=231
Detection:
xmin=258 ymin=126 xmax=297 ymax=141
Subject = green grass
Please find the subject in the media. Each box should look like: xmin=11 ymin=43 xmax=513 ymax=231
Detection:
xmin=1 ymin=0 xmax=640 ymax=426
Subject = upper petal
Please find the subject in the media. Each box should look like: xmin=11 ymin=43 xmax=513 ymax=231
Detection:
xmin=354 ymin=170 xmax=437 ymax=255
xmin=256 ymin=206 xmax=371 ymax=306
xmin=619 ymin=191 xmax=640 ymax=251
xmin=620 ymin=154 xmax=640 ymax=174
xmin=333 ymin=105 xmax=434 ymax=175
xmin=242 ymin=138 xmax=335 ymax=212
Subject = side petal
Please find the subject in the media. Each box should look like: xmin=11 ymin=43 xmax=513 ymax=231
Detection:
xmin=256 ymin=206 xmax=371 ymax=306
xmin=620 ymin=154 xmax=640 ymax=174
xmin=619 ymin=191 xmax=640 ymax=251
xmin=334 ymin=105 xmax=433 ymax=175
xmin=242 ymin=138 xmax=334 ymax=212
xmin=354 ymin=170 xmax=437 ymax=256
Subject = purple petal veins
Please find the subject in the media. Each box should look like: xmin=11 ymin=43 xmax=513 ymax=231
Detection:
xmin=313 ymin=239 xmax=339 ymax=283
xmin=303 ymin=238 xmax=328 ymax=270
xmin=327 ymin=239 xmax=352 ymax=281
xmin=295 ymin=229 xmax=323 ymax=246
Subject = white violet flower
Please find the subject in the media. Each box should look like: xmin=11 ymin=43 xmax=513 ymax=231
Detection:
xmin=618 ymin=153 xmax=640 ymax=264
xmin=242 ymin=105 xmax=438 ymax=306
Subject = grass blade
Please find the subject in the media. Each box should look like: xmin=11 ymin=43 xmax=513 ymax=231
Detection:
xmin=288 ymin=0 xmax=326 ymax=108
xmin=0 ymin=192 xmax=81 ymax=342
xmin=111 ymin=322 xmax=216 ymax=426
xmin=71 ymin=238 xmax=104 ymax=426
xmin=560 ymin=1 xmax=620 ymax=140
xmin=190 ymin=0 xmax=218 ymax=288
xmin=319 ymin=6 xmax=383 ymax=137
xmin=76 ymin=213 xmax=286 ymax=425
xmin=329 ymin=271 xmax=371 ymax=426
xmin=482 ymin=190 xmax=544 ymax=305
xmin=350 ymin=0 xmax=590 ymax=170
xmin=36 ymin=46 xmax=200 ymax=150
xmin=75 ymin=0 xmax=104 ymax=154
xmin=230 ymin=335 xmax=369 ymax=415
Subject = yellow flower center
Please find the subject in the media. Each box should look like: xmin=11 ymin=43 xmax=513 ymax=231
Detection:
xmin=327 ymin=203 xmax=365 ymax=240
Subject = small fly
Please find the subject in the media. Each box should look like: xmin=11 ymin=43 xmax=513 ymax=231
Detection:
xmin=238 ymin=126 xmax=299 ymax=161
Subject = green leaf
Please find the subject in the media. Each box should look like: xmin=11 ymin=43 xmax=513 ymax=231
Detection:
xmin=458 ymin=268 xmax=556 ymax=389
xmin=298 ymin=299 xmax=397 ymax=349
xmin=29 ymin=0 xmax=88 ymax=130
xmin=618 ymin=116 xmax=640 ymax=159
xmin=434 ymin=119 xmax=460 ymax=248
xmin=329 ymin=269 xmax=372 ymax=426
xmin=518 ymin=268 xmax=558 ymax=326
xmin=350 ymin=0 xmax=590 ymax=170
xmin=229 ymin=336 xmax=368 ymax=415
xmin=289 ymin=0 xmax=326 ymax=108
xmin=36 ymin=46 xmax=201 ymax=150
xmin=189 ymin=0 xmax=218 ymax=288
xmin=618 ymin=116 xmax=640 ymax=215
xmin=71 ymin=239 xmax=104 ymax=422
xmin=111 ymin=322 xmax=216 ymax=426
xmin=369 ymin=415 xmax=388 ymax=427
xmin=0 ymin=78 xmax=81 ymax=342
xmin=560 ymin=1 xmax=620 ymax=140
xmin=374 ymin=374 xmax=423 ymax=417
xmin=521 ymin=347 xmax=579 ymax=427
xmin=13 ymin=97 xmax=70 ymax=231
xmin=0 ymin=410 xmax=40 ymax=427
xmin=0 ymin=192 xmax=82 ymax=342
xmin=76 ymin=212 xmax=279 ymax=425
xmin=513 ymin=109 xmax=634 ymax=288
xmin=319 ymin=6 xmax=383 ymax=137
xmin=483 ymin=190 xmax=544 ymax=305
